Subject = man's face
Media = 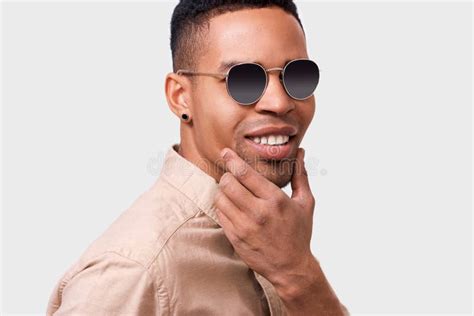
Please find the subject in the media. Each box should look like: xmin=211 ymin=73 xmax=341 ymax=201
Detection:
xmin=189 ymin=7 xmax=315 ymax=188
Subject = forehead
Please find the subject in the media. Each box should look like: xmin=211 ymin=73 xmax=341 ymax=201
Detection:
xmin=202 ymin=7 xmax=308 ymax=71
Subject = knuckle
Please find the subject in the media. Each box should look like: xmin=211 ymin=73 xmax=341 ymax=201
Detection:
xmin=219 ymin=173 xmax=230 ymax=187
xmin=235 ymin=164 xmax=250 ymax=179
xmin=214 ymin=189 xmax=225 ymax=202
xmin=234 ymin=229 xmax=247 ymax=242
xmin=228 ymin=233 xmax=242 ymax=245
xmin=254 ymin=213 xmax=267 ymax=226
xmin=219 ymin=173 xmax=234 ymax=191
xmin=305 ymin=193 xmax=316 ymax=210
xmin=237 ymin=223 xmax=255 ymax=240
xmin=248 ymin=242 xmax=260 ymax=252
xmin=269 ymin=193 xmax=286 ymax=210
xmin=267 ymin=199 xmax=279 ymax=211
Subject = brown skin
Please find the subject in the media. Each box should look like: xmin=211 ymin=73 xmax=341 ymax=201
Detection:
xmin=166 ymin=7 xmax=314 ymax=187
xmin=165 ymin=7 xmax=346 ymax=316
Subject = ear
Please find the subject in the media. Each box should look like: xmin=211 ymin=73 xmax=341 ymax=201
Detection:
xmin=164 ymin=72 xmax=193 ymax=119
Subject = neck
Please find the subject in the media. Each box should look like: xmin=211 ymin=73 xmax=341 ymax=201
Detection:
xmin=177 ymin=124 xmax=224 ymax=183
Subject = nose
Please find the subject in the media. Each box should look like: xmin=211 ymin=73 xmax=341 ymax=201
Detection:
xmin=254 ymin=70 xmax=295 ymax=116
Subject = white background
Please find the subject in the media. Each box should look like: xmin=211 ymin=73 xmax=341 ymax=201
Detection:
xmin=1 ymin=0 xmax=472 ymax=314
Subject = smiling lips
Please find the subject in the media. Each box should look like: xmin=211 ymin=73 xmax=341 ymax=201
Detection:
xmin=249 ymin=134 xmax=290 ymax=145
xmin=244 ymin=125 xmax=297 ymax=160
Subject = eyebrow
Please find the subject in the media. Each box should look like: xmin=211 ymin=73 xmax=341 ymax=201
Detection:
xmin=217 ymin=58 xmax=300 ymax=73
xmin=217 ymin=60 xmax=251 ymax=73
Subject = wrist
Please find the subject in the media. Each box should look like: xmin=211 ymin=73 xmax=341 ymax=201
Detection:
xmin=270 ymin=254 xmax=347 ymax=316
xmin=271 ymin=254 xmax=322 ymax=303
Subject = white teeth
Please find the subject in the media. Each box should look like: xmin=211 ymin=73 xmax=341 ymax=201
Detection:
xmin=276 ymin=135 xmax=283 ymax=144
xmin=250 ymin=134 xmax=290 ymax=145
xmin=268 ymin=135 xmax=276 ymax=145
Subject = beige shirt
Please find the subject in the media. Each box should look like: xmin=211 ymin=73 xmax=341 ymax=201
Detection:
xmin=46 ymin=144 xmax=286 ymax=315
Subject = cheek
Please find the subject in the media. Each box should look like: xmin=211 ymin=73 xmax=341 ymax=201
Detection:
xmin=194 ymin=90 xmax=244 ymax=148
xmin=300 ymin=99 xmax=316 ymax=128
xmin=211 ymin=106 xmax=244 ymax=145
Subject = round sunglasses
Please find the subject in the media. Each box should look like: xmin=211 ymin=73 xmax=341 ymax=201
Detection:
xmin=176 ymin=58 xmax=319 ymax=105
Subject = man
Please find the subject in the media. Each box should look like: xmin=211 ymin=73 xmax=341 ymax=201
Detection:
xmin=47 ymin=1 xmax=349 ymax=315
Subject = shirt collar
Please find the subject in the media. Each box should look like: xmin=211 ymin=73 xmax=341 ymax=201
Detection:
xmin=158 ymin=144 xmax=221 ymax=226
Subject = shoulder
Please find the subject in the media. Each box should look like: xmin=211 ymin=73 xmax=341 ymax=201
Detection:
xmin=80 ymin=177 xmax=203 ymax=267
xmin=48 ymin=177 xmax=201 ymax=315
xmin=46 ymin=251 xmax=171 ymax=315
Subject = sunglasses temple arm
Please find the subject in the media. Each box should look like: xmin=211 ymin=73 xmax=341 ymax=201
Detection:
xmin=176 ymin=70 xmax=227 ymax=80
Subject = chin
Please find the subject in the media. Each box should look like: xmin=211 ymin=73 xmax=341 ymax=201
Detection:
xmin=234 ymin=140 xmax=297 ymax=188
xmin=268 ymin=174 xmax=292 ymax=188
xmin=258 ymin=160 xmax=293 ymax=188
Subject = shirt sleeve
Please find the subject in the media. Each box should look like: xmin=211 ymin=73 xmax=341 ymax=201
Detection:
xmin=46 ymin=251 xmax=164 ymax=316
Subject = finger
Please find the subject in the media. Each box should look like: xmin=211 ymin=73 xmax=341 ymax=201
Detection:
xmin=290 ymin=148 xmax=313 ymax=207
xmin=219 ymin=172 xmax=260 ymax=213
xmin=220 ymin=148 xmax=279 ymax=199
xmin=215 ymin=208 xmax=242 ymax=249
xmin=214 ymin=189 xmax=250 ymax=228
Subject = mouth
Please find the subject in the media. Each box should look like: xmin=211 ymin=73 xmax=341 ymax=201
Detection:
xmin=245 ymin=134 xmax=292 ymax=146
xmin=243 ymin=126 xmax=298 ymax=160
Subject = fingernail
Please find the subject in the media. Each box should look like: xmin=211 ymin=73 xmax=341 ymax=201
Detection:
xmin=219 ymin=172 xmax=229 ymax=185
xmin=220 ymin=148 xmax=230 ymax=160
xmin=301 ymin=148 xmax=306 ymax=159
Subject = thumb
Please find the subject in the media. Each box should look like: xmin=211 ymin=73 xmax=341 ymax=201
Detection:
xmin=291 ymin=148 xmax=313 ymax=207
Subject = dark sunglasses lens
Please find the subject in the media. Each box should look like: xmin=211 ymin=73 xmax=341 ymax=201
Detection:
xmin=227 ymin=63 xmax=266 ymax=105
xmin=283 ymin=60 xmax=319 ymax=99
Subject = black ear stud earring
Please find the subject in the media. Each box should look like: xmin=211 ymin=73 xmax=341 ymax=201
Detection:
xmin=181 ymin=113 xmax=190 ymax=122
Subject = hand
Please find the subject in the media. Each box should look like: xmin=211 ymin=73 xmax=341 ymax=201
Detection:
xmin=214 ymin=147 xmax=316 ymax=289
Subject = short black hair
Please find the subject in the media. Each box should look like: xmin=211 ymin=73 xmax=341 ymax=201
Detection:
xmin=170 ymin=0 xmax=305 ymax=77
